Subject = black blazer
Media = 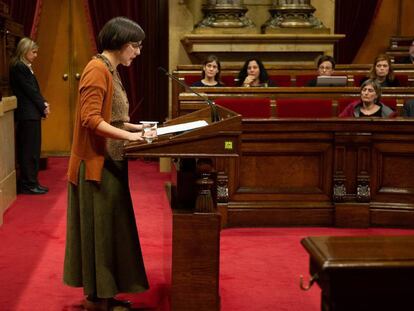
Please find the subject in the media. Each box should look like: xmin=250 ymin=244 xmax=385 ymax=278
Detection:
xmin=9 ymin=61 xmax=46 ymax=121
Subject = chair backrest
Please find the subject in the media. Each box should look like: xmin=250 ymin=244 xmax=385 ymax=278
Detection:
xmin=268 ymin=75 xmax=292 ymax=87
xmin=184 ymin=75 xmax=201 ymax=86
xmin=214 ymin=97 xmax=272 ymax=118
xmin=221 ymin=75 xmax=236 ymax=87
xmin=395 ymin=74 xmax=409 ymax=86
xmin=353 ymin=74 xmax=366 ymax=87
xmin=276 ymin=98 xmax=333 ymax=118
xmin=354 ymin=74 xmax=408 ymax=87
xmin=381 ymin=98 xmax=398 ymax=110
xmin=184 ymin=74 xmax=236 ymax=87
xmin=295 ymin=74 xmax=317 ymax=86
xmin=337 ymin=98 xmax=357 ymax=116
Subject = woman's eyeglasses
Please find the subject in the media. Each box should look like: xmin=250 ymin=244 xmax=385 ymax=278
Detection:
xmin=129 ymin=42 xmax=143 ymax=50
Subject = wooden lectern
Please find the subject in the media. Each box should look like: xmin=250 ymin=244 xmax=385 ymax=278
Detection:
xmin=124 ymin=105 xmax=241 ymax=311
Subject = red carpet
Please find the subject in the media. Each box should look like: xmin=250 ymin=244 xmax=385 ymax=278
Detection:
xmin=0 ymin=157 xmax=413 ymax=311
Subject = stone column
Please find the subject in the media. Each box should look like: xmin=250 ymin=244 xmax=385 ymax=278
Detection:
xmin=193 ymin=0 xmax=256 ymax=34
xmin=262 ymin=0 xmax=329 ymax=34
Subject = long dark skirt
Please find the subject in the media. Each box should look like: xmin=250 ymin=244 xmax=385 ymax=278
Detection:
xmin=63 ymin=160 xmax=149 ymax=298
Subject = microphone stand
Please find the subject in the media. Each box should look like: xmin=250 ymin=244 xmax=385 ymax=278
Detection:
xmin=158 ymin=67 xmax=220 ymax=122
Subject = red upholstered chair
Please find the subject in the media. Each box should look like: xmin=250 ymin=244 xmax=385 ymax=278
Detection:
xmin=353 ymin=75 xmax=366 ymax=87
xmin=395 ymin=74 xmax=409 ymax=86
xmin=268 ymin=75 xmax=292 ymax=87
xmin=276 ymin=98 xmax=333 ymax=118
xmin=214 ymin=97 xmax=272 ymax=118
xmin=381 ymin=98 xmax=398 ymax=110
xmin=184 ymin=75 xmax=201 ymax=86
xmin=295 ymin=74 xmax=317 ymax=86
xmin=184 ymin=75 xmax=235 ymax=87
xmin=221 ymin=75 xmax=236 ymax=87
xmin=337 ymin=98 xmax=357 ymax=116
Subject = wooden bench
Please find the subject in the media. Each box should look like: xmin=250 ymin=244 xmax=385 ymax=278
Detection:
xmin=174 ymin=87 xmax=414 ymax=118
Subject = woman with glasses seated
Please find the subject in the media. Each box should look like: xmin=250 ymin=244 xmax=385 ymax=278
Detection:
xmin=339 ymin=79 xmax=396 ymax=118
xmin=306 ymin=55 xmax=336 ymax=87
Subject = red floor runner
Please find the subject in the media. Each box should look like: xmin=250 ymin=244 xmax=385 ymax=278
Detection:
xmin=0 ymin=157 xmax=413 ymax=311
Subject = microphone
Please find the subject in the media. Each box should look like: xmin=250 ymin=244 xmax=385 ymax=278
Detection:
xmin=158 ymin=67 xmax=220 ymax=122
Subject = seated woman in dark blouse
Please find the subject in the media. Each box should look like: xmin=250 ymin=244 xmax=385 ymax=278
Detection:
xmin=359 ymin=54 xmax=400 ymax=87
xmin=191 ymin=55 xmax=224 ymax=87
xmin=236 ymin=58 xmax=275 ymax=87
xmin=306 ymin=55 xmax=336 ymax=87
xmin=339 ymin=79 xmax=395 ymax=118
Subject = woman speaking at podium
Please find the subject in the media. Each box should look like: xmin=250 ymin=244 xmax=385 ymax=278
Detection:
xmin=64 ymin=17 xmax=155 ymax=311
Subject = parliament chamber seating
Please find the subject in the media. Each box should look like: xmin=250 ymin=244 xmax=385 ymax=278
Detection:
xmin=183 ymin=75 xmax=200 ymax=86
xmin=336 ymin=98 xmax=356 ymax=115
xmin=221 ymin=75 xmax=236 ymax=87
xmin=176 ymin=87 xmax=412 ymax=118
xmin=169 ymin=64 xmax=414 ymax=229
xmin=275 ymin=98 xmax=333 ymax=118
xmin=173 ymin=63 xmax=414 ymax=121
xmin=174 ymin=63 xmax=414 ymax=88
xmin=336 ymin=98 xmax=399 ymax=117
xmin=214 ymin=97 xmax=272 ymax=118
xmin=295 ymin=74 xmax=317 ymax=87
xmin=386 ymin=36 xmax=414 ymax=63
xmin=183 ymin=74 xmax=237 ymax=87
xmin=353 ymin=74 xmax=409 ymax=87
xmin=268 ymin=75 xmax=291 ymax=87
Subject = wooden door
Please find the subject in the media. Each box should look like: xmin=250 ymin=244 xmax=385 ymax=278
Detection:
xmin=35 ymin=0 xmax=93 ymax=154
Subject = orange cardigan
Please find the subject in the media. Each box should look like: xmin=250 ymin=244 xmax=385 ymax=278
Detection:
xmin=67 ymin=59 xmax=114 ymax=185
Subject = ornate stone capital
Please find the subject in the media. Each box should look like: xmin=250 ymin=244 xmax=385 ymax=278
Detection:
xmin=194 ymin=0 xmax=256 ymax=34
xmin=262 ymin=0 xmax=329 ymax=34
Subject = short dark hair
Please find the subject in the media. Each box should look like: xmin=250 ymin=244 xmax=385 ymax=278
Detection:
xmin=98 ymin=17 xmax=145 ymax=52
xmin=316 ymin=55 xmax=336 ymax=69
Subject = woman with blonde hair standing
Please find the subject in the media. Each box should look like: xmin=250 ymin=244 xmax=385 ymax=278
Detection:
xmin=10 ymin=37 xmax=50 ymax=194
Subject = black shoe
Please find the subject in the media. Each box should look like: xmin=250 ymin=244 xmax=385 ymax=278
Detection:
xmin=20 ymin=186 xmax=47 ymax=195
xmin=37 ymin=184 xmax=49 ymax=192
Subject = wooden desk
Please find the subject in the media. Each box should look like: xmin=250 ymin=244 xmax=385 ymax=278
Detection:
xmin=213 ymin=118 xmax=414 ymax=228
xmin=301 ymin=235 xmax=414 ymax=311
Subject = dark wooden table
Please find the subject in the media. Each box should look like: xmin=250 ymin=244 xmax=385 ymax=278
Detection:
xmin=301 ymin=235 xmax=414 ymax=311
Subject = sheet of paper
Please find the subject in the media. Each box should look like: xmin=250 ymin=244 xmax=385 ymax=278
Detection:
xmin=156 ymin=120 xmax=208 ymax=136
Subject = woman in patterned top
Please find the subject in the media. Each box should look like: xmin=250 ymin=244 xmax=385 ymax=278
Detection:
xmin=64 ymin=17 xmax=155 ymax=311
